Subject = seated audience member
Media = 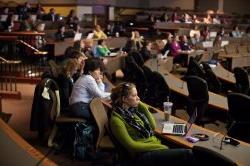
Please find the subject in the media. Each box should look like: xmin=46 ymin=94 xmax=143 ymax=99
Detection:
xmin=2 ymin=7 xmax=9 ymax=15
xmin=55 ymin=25 xmax=66 ymax=41
xmin=213 ymin=34 xmax=222 ymax=48
xmin=160 ymin=32 xmax=173 ymax=55
xmin=93 ymin=24 xmax=108 ymax=39
xmin=191 ymin=34 xmax=201 ymax=48
xmin=67 ymin=51 xmax=88 ymax=81
xmin=184 ymin=13 xmax=192 ymax=23
xmin=96 ymin=39 xmax=111 ymax=57
xmin=113 ymin=21 xmax=125 ymax=36
xmin=71 ymin=40 xmax=85 ymax=55
xmin=123 ymin=31 xmax=143 ymax=53
xmin=140 ymin=40 xmax=152 ymax=61
xmin=104 ymin=22 xmax=113 ymax=36
xmin=133 ymin=31 xmax=144 ymax=49
xmin=190 ymin=25 xmax=201 ymax=38
xmin=170 ymin=35 xmax=181 ymax=62
xmin=46 ymin=8 xmax=58 ymax=21
xmin=20 ymin=15 xmax=33 ymax=31
xmin=35 ymin=23 xmax=46 ymax=49
xmin=179 ymin=35 xmax=192 ymax=51
xmin=159 ymin=13 xmax=168 ymax=22
xmin=69 ymin=58 xmax=110 ymax=119
xmin=4 ymin=14 xmax=15 ymax=31
xmin=148 ymin=14 xmax=156 ymax=23
xmin=212 ymin=15 xmax=221 ymax=24
xmin=245 ymin=26 xmax=250 ymax=38
xmin=83 ymin=39 xmax=95 ymax=57
xmin=171 ymin=11 xmax=179 ymax=23
xmin=109 ymin=82 xmax=194 ymax=165
xmin=56 ymin=59 xmax=79 ymax=113
xmin=18 ymin=2 xmax=32 ymax=20
xmin=203 ymin=14 xmax=212 ymax=24
xmin=201 ymin=26 xmax=210 ymax=41
xmin=66 ymin=9 xmax=79 ymax=27
xmin=192 ymin=14 xmax=200 ymax=23
xmin=70 ymin=23 xmax=81 ymax=37
xmin=218 ymin=26 xmax=226 ymax=37
xmin=231 ymin=25 xmax=243 ymax=38
xmin=33 ymin=3 xmax=45 ymax=17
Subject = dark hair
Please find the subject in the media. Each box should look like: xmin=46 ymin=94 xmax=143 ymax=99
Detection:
xmin=97 ymin=39 xmax=104 ymax=45
xmin=142 ymin=40 xmax=150 ymax=47
xmin=83 ymin=58 xmax=101 ymax=74
xmin=57 ymin=24 xmax=65 ymax=32
xmin=233 ymin=25 xmax=238 ymax=30
xmin=73 ymin=40 xmax=81 ymax=51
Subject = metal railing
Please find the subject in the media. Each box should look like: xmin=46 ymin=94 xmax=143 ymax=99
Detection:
xmin=0 ymin=76 xmax=17 ymax=92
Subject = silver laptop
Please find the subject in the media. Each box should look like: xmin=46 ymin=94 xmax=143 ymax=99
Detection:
xmin=162 ymin=109 xmax=197 ymax=135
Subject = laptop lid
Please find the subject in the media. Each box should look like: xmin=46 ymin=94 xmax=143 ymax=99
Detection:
xmin=202 ymin=41 xmax=213 ymax=48
xmin=185 ymin=109 xmax=197 ymax=136
xmin=221 ymin=40 xmax=229 ymax=47
xmin=13 ymin=15 xmax=19 ymax=21
xmin=86 ymin=33 xmax=94 ymax=39
xmin=209 ymin=31 xmax=217 ymax=38
xmin=74 ymin=33 xmax=82 ymax=41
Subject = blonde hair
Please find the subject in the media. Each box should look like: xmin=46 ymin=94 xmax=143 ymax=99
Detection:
xmin=111 ymin=82 xmax=136 ymax=107
xmin=64 ymin=59 xmax=78 ymax=77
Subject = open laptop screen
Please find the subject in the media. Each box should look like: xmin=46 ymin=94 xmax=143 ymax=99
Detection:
xmin=185 ymin=109 xmax=197 ymax=136
xmin=74 ymin=33 xmax=82 ymax=41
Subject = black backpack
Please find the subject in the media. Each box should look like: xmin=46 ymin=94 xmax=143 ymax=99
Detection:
xmin=73 ymin=122 xmax=95 ymax=160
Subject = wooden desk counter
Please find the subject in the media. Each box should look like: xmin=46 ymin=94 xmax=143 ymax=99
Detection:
xmin=47 ymin=38 xmax=75 ymax=57
xmin=220 ymin=54 xmax=250 ymax=70
xmin=145 ymin=58 xmax=228 ymax=111
xmin=0 ymin=119 xmax=56 ymax=166
xmin=104 ymin=53 xmax=127 ymax=75
xmin=212 ymin=63 xmax=236 ymax=84
xmin=47 ymin=37 xmax=128 ymax=57
xmin=151 ymin=109 xmax=250 ymax=166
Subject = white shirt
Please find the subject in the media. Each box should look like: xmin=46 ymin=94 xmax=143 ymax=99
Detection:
xmin=69 ymin=75 xmax=110 ymax=105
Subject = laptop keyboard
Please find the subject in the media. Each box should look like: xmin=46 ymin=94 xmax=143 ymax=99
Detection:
xmin=173 ymin=124 xmax=184 ymax=133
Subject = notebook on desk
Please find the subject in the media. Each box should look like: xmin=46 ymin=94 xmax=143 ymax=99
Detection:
xmin=162 ymin=109 xmax=197 ymax=136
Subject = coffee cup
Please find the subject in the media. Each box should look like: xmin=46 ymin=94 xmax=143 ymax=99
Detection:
xmin=163 ymin=102 xmax=173 ymax=121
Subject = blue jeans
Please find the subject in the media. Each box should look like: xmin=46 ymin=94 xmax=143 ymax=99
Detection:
xmin=69 ymin=102 xmax=91 ymax=119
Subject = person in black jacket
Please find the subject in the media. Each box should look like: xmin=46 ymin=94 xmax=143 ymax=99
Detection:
xmin=55 ymin=25 xmax=66 ymax=41
xmin=56 ymin=58 xmax=79 ymax=113
xmin=140 ymin=40 xmax=152 ymax=61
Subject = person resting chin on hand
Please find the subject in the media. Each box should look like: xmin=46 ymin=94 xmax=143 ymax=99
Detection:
xmin=69 ymin=58 xmax=110 ymax=120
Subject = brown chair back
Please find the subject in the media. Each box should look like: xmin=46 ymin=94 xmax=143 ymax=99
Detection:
xmin=90 ymin=97 xmax=109 ymax=149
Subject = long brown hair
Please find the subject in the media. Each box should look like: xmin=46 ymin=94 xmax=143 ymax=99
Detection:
xmin=63 ymin=59 xmax=78 ymax=77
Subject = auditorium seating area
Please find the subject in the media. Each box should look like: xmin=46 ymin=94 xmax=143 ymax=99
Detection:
xmin=1 ymin=1 xmax=250 ymax=165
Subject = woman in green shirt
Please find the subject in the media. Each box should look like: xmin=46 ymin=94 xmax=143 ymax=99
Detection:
xmin=110 ymin=82 xmax=194 ymax=165
xmin=96 ymin=39 xmax=111 ymax=57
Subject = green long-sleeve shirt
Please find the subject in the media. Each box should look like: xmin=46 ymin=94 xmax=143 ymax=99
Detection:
xmin=96 ymin=45 xmax=110 ymax=57
xmin=110 ymin=102 xmax=167 ymax=156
